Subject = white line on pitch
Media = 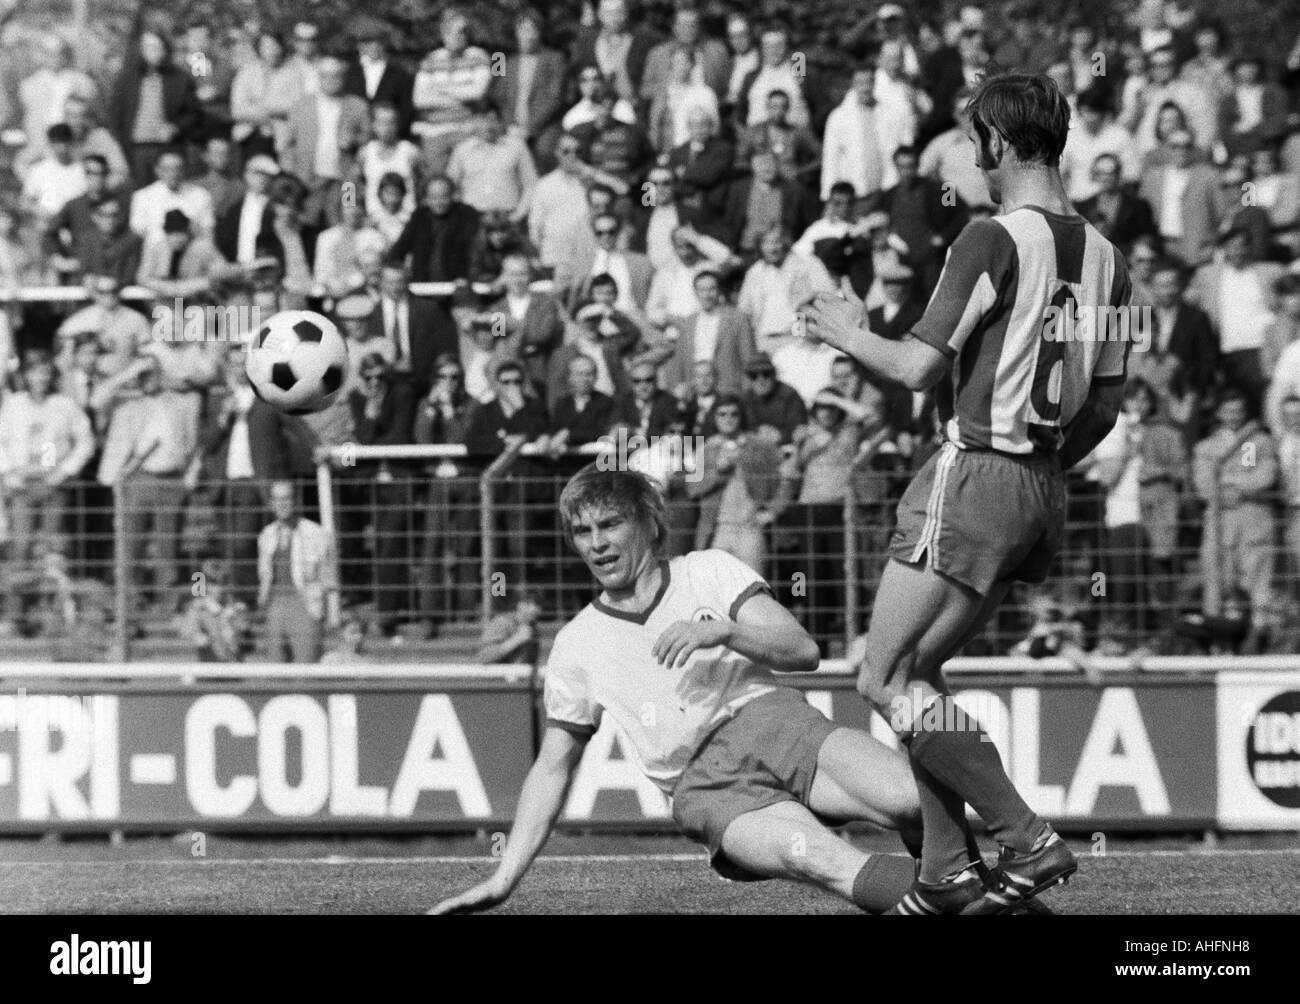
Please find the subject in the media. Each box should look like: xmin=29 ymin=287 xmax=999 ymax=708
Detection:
xmin=3 ymin=848 xmax=1300 ymax=867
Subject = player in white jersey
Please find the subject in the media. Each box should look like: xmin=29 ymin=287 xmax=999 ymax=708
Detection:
xmin=804 ymin=71 xmax=1130 ymax=914
xmin=431 ymin=465 xmax=935 ymax=915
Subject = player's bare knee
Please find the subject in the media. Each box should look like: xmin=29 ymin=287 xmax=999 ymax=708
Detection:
xmin=854 ymin=652 xmax=909 ymax=712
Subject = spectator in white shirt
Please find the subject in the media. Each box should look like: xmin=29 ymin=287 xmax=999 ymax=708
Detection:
xmin=744 ymin=29 xmax=810 ymax=128
xmin=358 ymin=102 xmax=420 ymax=220
xmin=314 ymin=200 xmax=386 ymax=297
xmin=821 ymin=68 xmax=890 ymax=204
xmin=0 ymin=350 xmax=94 ymax=567
xmin=1188 ymin=226 xmax=1284 ymax=413
xmin=529 ymin=134 xmax=600 ymax=270
xmin=128 ymin=147 xmax=214 ymax=240
xmin=737 ymin=225 xmax=836 ymax=356
xmin=1061 ymin=88 xmax=1140 ymax=203
xmin=645 ymin=225 xmax=733 ymax=334
xmin=872 ymin=40 xmax=930 ymax=164
xmin=17 ymin=36 xmax=97 ymax=161
xmin=21 ymin=124 xmax=87 ymax=221
xmin=446 ymin=103 xmax=539 ymax=221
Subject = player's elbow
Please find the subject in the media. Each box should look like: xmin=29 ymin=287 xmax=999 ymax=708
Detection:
xmin=787 ymin=633 xmax=822 ymax=673
xmin=900 ymin=344 xmax=948 ymax=392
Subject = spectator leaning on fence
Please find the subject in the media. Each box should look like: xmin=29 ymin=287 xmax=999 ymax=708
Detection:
xmin=477 ymin=589 xmax=542 ymax=664
xmin=0 ymin=350 xmax=94 ymax=568
xmin=258 ymin=479 xmax=340 ymax=663
xmin=95 ymin=354 xmax=201 ymax=615
xmin=1193 ymin=387 xmax=1279 ymax=631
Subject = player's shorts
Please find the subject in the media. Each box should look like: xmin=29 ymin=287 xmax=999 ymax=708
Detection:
xmin=888 ymin=440 xmax=1066 ymax=596
xmin=671 ymin=686 xmax=838 ymax=881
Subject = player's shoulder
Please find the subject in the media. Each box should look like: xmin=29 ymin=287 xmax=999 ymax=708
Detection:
xmin=549 ymin=604 xmax=605 ymax=661
xmin=949 ymin=216 xmax=1019 ymax=265
xmin=676 ymin=548 xmax=755 ymax=580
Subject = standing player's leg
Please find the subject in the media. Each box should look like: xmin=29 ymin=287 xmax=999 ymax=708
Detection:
xmin=854 ymin=558 xmax=1045 ymax=884
xmin=717 ymin=800 xmax=915 ymax=913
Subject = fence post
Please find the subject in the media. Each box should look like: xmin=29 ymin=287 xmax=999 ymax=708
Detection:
xmin=111 ymin=484 xmax=130 ymax=662
xmin=479 ymin=445 xmax=523 ymax=628
xmin=843 ymin=487 xmax=858 ymax=656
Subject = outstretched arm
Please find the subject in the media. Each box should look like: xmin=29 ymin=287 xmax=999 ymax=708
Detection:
xmin=803 ymin=289 xmax=951 ymax=392
xmin=428 ymin=725 xmax=588 ymax=914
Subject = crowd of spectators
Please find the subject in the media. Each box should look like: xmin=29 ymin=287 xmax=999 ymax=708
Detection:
xmin=0 ymin=1 xmax=1299 ymax=659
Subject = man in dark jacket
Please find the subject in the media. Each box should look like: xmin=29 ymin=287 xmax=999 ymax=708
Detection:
xmin=740 ymin=351 xmax=807 ymax=444
xmin=389 ymin=175 xmax=481 ymax=283
xmin=344 ymin=16 xmax=415 ymax=137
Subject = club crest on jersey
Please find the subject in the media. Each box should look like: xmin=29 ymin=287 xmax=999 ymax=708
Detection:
xmin=691 ymin=607 xmax=723 ymax=622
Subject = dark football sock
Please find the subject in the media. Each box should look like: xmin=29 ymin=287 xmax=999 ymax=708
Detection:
xmin=898 ymin=825 xmax=925 ymax=863
xmin=907 ymin=745 xmax=972 ymax=883
xmin=909 ymin=696 xmax=1041 ymax=853
xmin=851 ymin=854 xmax=918 ymax=913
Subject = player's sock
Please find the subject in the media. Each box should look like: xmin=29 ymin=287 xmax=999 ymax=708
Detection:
xmin=906 ymin=744 xmax=971 ymax=883
xmin=851 ymin=854 xmax=917 ymax=913
xmin=909 ymin=696 xmax=1041 ymax=853
xmin=898 ymin=825 xmax=924 ymax=863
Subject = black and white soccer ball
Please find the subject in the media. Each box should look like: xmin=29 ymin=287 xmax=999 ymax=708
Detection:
xmin=245 ymin=310 xmax=348 ymax=415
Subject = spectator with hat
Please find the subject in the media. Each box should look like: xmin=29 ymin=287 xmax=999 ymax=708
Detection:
xmin=345 ymin=16 xmax=415 ymax=138
xmin=739 ymin=352 xmax=806 ymax=445
xmin=137 ymin=209 xmax=232 ymax=298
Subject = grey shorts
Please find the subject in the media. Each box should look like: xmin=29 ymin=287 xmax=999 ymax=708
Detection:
xmin=889 ymin=441 xmax=1066 ymax=595
xmin=671 ymin=687 xmax=838 ymax=881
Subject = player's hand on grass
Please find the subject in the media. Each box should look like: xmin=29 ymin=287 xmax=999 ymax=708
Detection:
xmin=428 ymin=875 xmax=512 ymax=915
xmin=652 ymin=619 xmax=732 ymax=669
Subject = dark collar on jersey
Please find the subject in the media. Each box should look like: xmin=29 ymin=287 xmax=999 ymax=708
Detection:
xmin=591 ymin=559 xmax=671 ymax=624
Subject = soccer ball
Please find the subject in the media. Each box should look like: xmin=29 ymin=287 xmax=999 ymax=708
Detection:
xmin=245 ymin=310 xmax=349 ymax=415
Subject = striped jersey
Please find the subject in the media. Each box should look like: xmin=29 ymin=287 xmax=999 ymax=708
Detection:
xmin=910 ymin=207 xmax=1131 ymax=454
xmin=543 ymin=550 xmax=780 ymax=794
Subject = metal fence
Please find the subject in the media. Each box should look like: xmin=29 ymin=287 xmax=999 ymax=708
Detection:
xmin=5 ymin=441 xmax=1300 ymax=661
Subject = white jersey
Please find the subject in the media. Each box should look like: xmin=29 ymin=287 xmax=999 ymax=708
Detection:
xmin=543 ymin=550 xmax=780 ymax=794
